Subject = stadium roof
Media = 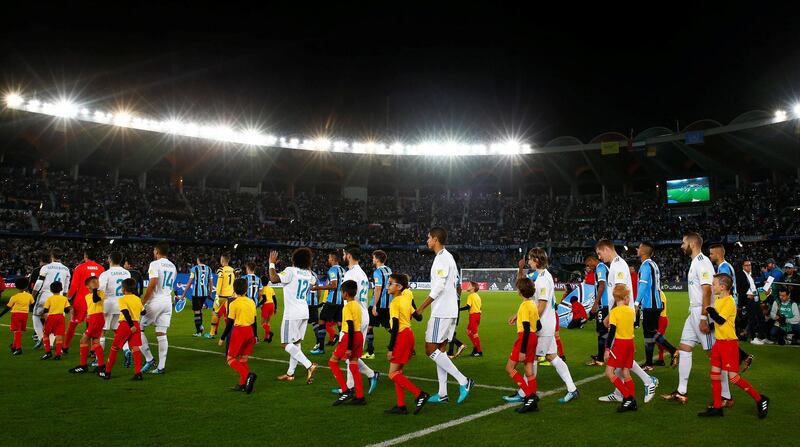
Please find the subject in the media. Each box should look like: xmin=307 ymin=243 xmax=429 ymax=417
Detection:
xmin=2 ymin=96 xmax=799 ymax=195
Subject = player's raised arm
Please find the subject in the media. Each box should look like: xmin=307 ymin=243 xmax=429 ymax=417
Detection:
xmin=267 ymin=251 xmax=282 ymax=284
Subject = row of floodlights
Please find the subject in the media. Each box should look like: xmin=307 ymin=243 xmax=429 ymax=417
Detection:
xmin=3 ymin=93 xmax=532 ymax=156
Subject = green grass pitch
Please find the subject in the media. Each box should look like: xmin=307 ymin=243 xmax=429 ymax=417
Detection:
xmin=1 ymin=289 xmax=796 ymax=446
xmin=667 ymin=186 xmax=711 ymax=203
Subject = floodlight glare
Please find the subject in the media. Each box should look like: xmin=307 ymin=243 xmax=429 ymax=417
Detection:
xmin=5 ymin=93 xmax=23 ymax=107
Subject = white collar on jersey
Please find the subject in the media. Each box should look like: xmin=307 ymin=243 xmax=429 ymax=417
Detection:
xmin=436 ymin=248 xmax=446 ymax=256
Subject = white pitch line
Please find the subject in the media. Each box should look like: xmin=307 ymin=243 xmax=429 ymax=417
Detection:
xmin=162 ymin=343 xmax=515 ymax=391
xmin=364 ymin=372 xmax=607 ymax=447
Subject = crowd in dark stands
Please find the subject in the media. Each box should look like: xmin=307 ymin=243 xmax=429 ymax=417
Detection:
xmin=1 ymin=167 xmax=799 ymax=287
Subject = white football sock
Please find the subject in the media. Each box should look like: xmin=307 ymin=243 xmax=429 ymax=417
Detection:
xmin=720 ymin=370 xmax=732 ymax=400
xmin=285 ymin=343 xmax=312 ymax=369
xmin=346 ymin=359 xmax=354 ymax=389
xmin=156 ymin=335 xmax=168 ymax=370
xmin=358 ymin=359 xmax=375 ymax=378
xmin=677 ymin=350 xmax=692 ymax=394
xmin=551 ymin=356 xmax=577 ymax=392
xmin=631 ymin=361 xmax=653 ymax=386
xmin=33 ymin=317 xmax=44 ymax=339
xmin=287 ymin=356 xmax=298 ymax=375
xmin=140 ymin=333 xmax=154 ymax=362
xmin=437 ymin=365 xmax=448 ymax=397
xmin=99 ymin=336 xmax=106 ymax=350
xmin=430 ymin=350 xmax=468 ymax=386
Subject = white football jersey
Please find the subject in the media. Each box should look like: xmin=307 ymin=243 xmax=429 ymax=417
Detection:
xmin=343 ymin=264 xmax=370 ymax=310
xmin=148 ymin=258 xmax=177 ymax=304
xmin=99 ymin=266 xmax=131 ymax=309
xmin=429 ymin=248 xmax=459 ymax=318
xmin=535 ymin=269 xmax=556 ymax=336
xmin=35 ymin=262 xmax=71 ymax=305
xmin=688 ymin=253 xmax=714 ymax=308
xmin=608 ymin=256 xmax=634 ymax=309
xmin=279 ymin=266 xmax=317 ymax=320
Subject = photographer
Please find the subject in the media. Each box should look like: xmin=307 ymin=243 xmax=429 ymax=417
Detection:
xmin=769 ymin=288 xmax=800 ymax=345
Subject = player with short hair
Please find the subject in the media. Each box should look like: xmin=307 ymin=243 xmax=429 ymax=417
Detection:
xmin=98 ymin=278 xmax=145 ymax=380
xmin=330 ymin=280 xmax=367 ymax=406
xmin=26 ymin=252 xmax=49 ymax=347
xmin=180 ymin=255 xmax=213 ymax=337
xmin=698 ymin=273 xmax=769 ymax=418
xmin=585 ymin=253 xmax=609 ymax=367
xmin=595 ymin=239 xmax=659 ymax=403
xmin=635 ymin=242 xmax=663 ymax=370
xmin=413 ymin=227 xmax=474 ymax=404
xmin=65 ymin=247 xmax=102 ymax=353
xmin=385 ymin=273 xmax=430 ymax=415
xmin=605 ymin=284 xmax=638 ymax=412
xmin=208 ymin=253 xmax=235 ymax=339
xmin=268 ymin=249 xmax=318 ymax=384
xmin=337 ymin=245 xmax=380 ymax=394
xmin=1 ymin=277 xmax=34 ymax=355
xmin=139 ymin=242 xmax=177 ymax=375
xmin=313 ymin=252 xmax=345 ymax=346
xmin=34 ymin=248 xmax=73 ymax=351
xmin=41 ymin=281 xmax=70 ymax=360
xmin=221 ymin=278 xmax=258 ymax=394
xmin=506 ymin=277 xmax=542 ymax=414
xmin=258 ymin=277 xmax=277 ymax=343
xmin=459 ymin=281 xmax=483 ymax=357
xmin=98 ymin=252 xmax=131 ymax=351
xmin=243 ymin=261 xmax=263 ymax=340
xmin=364 ymin=249 xmax=392 ymax=359
xmin=68 ymin=276 xmax=106 ymax=374
xmin=662 ymin=232 xmax=733 ymax=405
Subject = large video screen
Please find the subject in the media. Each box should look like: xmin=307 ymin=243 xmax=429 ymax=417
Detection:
xmin=666 ymin=177 xmax=710 ymax=204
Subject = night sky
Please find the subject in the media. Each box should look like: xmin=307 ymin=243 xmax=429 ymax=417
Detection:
xmin=2 ymin=3 xmax=799 ymax=145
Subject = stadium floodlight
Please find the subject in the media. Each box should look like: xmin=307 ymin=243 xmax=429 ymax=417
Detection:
xmin=774 ymin=110 xmax=787 ymax=121
xmin=5 ymin=93 xmax=23 ymax=107
xmin=4 ymin=90 xmax=541 ymax=156
xmin=794 ymin=104 xmax=800 ymax=117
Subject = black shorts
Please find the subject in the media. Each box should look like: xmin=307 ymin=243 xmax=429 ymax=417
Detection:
xmin=308 ymin=305 xmax=320 ymax=325
xmin=319 ymin=303 xmax=343 ymax=323
xmin=192 ymin=296 xmax=209 ymax=311
xmin=596 ymin=306 xmax=609 ymax=335
xmin=642 ymin=308 xmax=662 ymax=336
xmin=369 ymin=307 xmax=391 ymax=329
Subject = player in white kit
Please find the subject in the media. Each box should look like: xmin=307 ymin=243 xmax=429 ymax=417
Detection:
xmin=33 ymin=248 xmax=72 ymax=347
xmin=97 ymin=252 xmax=130 ymax=350
xmin=526 ymin=247 xmax=580 ymax=403
xmin=594 ymin=240 xmax=659 ymax=403
xmin=337 ymin=245 xmax=380 ymax=395
xmin=139 ymin=242 xmax=177 ymax=375
xmin=414 ymin=227 xmax=474 ymax=404
xmin=662 ymin=232 xmax=733 ymax=405
xmin=269 ymin=248 xmax=319 ymax=384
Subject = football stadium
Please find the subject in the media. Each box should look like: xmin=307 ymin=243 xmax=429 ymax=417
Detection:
xmin=1 ymin=4 xmax=799 ymax=447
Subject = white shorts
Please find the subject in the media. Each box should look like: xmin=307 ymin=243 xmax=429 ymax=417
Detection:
xmin=104 ymin=299 xmax=120 ymax=316
xmin=281 ymin=319 xmax=308 ymax=344
xmin=536 ymin=335 xmax=557 ymax=356
xmin=103 ymin=313 xmax=120 ymax=331
xmin=425 ymin=317 xmax=456 ymax=344
xmin=680 ymin=307 xmax=715 ymax=350
xmin=141 ymin=300 xmax=172 ymax=331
